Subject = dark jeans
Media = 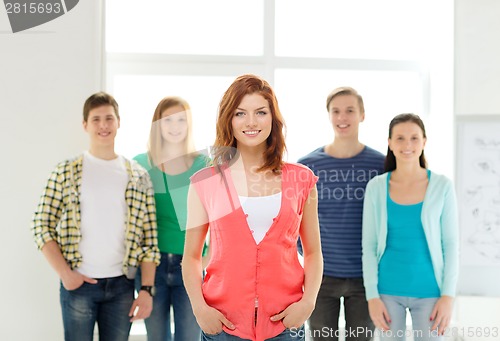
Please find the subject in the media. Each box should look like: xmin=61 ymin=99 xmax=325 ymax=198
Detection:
xmin=135 ymin=253 xmax=201 ymax=341
xmin=202 ymin=325 xmax=305 ymax=341
xmin=60 ymin=275 xmax=134 ymax=341
xmin=309 ymin=276 xmax=374 ymax=341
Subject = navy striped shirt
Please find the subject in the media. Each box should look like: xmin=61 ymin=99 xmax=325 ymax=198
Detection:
xmin=298 ymin=146 xmax=385 ymax=278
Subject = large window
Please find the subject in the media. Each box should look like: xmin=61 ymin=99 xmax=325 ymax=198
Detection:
xmin=106 ymin=0 xmax=264 ymax=55
xmin=106 ymin=0 xmax=453 ymax=337
xmin=275 ymin=0 xmax=440 ymax=61
xmin=106 ymin=0 xmax=453 ymax=175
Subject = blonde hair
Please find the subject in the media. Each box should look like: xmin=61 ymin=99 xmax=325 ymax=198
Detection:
xmin=147 ymin=96 xmax=197 ymax=167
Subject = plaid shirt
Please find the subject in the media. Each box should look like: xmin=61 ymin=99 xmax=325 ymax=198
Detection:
xmin=31 ymin=154 xmax=160 ymax=278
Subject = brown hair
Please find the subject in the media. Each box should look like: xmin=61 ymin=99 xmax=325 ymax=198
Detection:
xmin=385 ymin=113 xmax=428 ymax=172
xmin=213 ymin=74 xmax=286 ymax=173
xmin=326 ymin=86 xmax=365 ymax=114
xmin=147 ymin=96 xmax=196 ymax=167
xmin=83 ymin=92 xmax=119 ymax=122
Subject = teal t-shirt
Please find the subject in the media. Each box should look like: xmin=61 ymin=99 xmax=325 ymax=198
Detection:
xmin=134 ymin=153 xmax=209 ymax=255
xmin=378 ymin=170 xmax=441 ymax=298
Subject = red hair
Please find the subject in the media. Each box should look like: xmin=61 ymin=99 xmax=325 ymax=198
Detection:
xmin=213 ymin=74 xmax=286 ymax=173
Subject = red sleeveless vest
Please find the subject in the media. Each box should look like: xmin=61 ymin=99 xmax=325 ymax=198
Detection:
xmin=191 ymin=163 xmax=317 ymax=341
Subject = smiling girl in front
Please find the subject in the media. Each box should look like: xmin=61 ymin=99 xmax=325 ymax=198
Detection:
xmin=182 ymin=74 xmax=323 ymax=341
xmin=362 ymin=114 xmax=459 ymax=341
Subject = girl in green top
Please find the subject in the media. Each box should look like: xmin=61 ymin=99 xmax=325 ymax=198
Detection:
xmin=134 ymin=96 xmax=209 ymax=341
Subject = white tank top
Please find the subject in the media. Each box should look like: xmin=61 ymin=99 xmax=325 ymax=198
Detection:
xmin=238 ymin=192 xmax=281 ymax=244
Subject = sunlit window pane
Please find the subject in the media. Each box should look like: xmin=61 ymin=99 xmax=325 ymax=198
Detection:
xmin=112 ymin=75 xmax=235 ymax=159
xmin=106 ymin=0 xmax=263 ymax=55
xmin=274 ymin=69 xmax=424 ymax=162
xmin=275 ymin=0 xmax=442 ymax=60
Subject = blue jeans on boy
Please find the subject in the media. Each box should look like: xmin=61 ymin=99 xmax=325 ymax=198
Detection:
xmin=379 ymin=295 xmax=442 ymax=341
xmin=60 ymin=275 xmax=134 ymax=341
xmin=202 ymin=325 xmax=306 ymax=341
xmin=136 ymin=253 xmax=201 ymax=341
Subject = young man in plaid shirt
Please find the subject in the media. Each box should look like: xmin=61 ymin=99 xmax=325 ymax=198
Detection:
xmin=32 ymin=92 xmax=160 ymax=341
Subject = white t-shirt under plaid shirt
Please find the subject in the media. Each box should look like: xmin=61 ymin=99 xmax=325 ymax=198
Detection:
xmin=79 ymin=151 xmax=128 ymax=278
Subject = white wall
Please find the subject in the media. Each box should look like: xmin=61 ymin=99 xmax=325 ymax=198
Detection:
xmin=455 ymin=0 xmax=500 ymax=115
xmin=0 ymin=2 xmax=102 ymax=340
xmin=454 ymin=0 xmax=500 ymax=339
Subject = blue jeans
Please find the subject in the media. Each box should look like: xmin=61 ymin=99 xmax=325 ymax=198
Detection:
xmin=202 ymin=325 xmax=305 ymax=341
xmin=136 ymin=253 xmax=201 ymax=341
xmin=379 ymin=295 xmax=442 ymax=341
xmin=60 ymin=275 xmax=134 ymax=341
xmin=309 ymin=276 xmax=374 ymax=341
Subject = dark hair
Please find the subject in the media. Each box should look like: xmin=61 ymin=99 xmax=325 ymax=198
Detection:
xmin=213 ymin=74 xmax=286 ymax=173
xmin=326 ymin=86 xmax=365 ymax=114
xmin=385 ymin=113 xmax=427 ymax=172
xmin=83 ymin=92 xmax=119 ymax=122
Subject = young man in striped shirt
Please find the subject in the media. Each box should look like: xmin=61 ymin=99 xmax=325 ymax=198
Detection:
xmin=298 ymin=87 xmax=384 ymax=341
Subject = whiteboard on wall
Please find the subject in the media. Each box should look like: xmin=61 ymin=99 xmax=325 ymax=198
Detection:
xmin=456 ymin=116 xmax=500 ymax=297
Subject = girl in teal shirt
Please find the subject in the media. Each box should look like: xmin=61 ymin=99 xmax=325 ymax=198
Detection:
xmin=362 ymin=114 xmax=459 ymax=341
